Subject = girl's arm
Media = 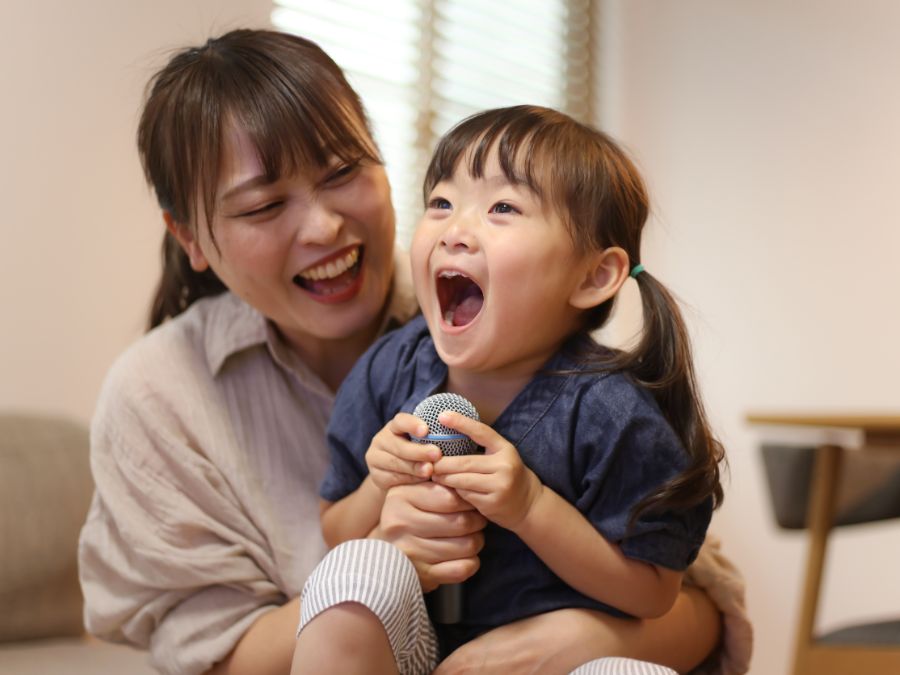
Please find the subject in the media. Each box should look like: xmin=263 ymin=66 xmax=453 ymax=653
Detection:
xmin=320 ymin=477 xmax=385 ymax=547
xmin=513 ymin=483 xmax=682 ymax=618
xmin=431 ymin=411 xmax=682 ymax=619
xmin=321 ymin=412 xmax=442 ymax=548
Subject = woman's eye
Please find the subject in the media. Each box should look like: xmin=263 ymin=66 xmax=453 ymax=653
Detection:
xmin=490 ymin=201 xmax=519 ymax=215
xmin=325 ymin=162 xmax=359 ymax=185
xmin=428 ymin=197 xmax=452 ymax=210
xmin=239 ymin=201 xmax=282 ymax=218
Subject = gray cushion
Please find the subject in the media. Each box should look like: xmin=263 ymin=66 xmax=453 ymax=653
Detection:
xmin=818 ymin=619 xmax=900 ymax=646
xmin=0 ymin=637 xmax=156 ymax=675
xmin=761 ymin=444 xmax=900 ymax=529
xmin=0 ymin=414 xmax=93 ymax=641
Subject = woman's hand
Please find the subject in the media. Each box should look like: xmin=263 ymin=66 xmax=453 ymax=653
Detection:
xmin=365 ymin=413 xmax=442 ymax=490
xmin=372 ymin=481 xmax=486 ymax=592
xmin=431 ymin=411 xmax=543 ymax=530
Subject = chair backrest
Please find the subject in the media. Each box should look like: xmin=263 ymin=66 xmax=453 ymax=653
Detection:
xmin=761 ymin=443 xmax=900 ymax=529
xmin=0 ymin=413 xmax=93 ymax=641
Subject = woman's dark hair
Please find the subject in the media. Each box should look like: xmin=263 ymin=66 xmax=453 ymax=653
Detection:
xmin=424 ymin=105 xmax=725 ymax=522
xmin=138 ymin=29 xmax=380 ymax=329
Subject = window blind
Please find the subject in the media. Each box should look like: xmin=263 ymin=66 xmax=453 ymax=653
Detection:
xmin=272 ymin=0 xmax=595 ymax=245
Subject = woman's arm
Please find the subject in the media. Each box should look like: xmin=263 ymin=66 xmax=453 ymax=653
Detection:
xmin=435 ymin=585 xmax=721 ymax=675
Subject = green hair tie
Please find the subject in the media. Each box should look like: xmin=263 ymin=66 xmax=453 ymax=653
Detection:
xmin=629 ymin=263 xmax=646 ymax=279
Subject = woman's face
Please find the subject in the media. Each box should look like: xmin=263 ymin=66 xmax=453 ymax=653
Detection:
xmin=174 ymin=123 xmax=396 ymax=356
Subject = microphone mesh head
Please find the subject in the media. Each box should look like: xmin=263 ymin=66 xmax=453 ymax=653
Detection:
xmin=412 ymin=393 xmax=480 ymax=456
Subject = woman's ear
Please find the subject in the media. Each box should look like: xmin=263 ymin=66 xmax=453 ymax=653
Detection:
xmin=163 ymin=211 xmax=209 ymax=272
xmin=569 ymin=246 xmax=630 ymax=310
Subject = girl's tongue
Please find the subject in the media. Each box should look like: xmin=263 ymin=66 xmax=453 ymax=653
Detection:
xmin=438 ymin=274 xmax=484 ymax=327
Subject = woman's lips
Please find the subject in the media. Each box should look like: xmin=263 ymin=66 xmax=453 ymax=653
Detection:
xmin=293 ymin=245 xmax=365 ymax=304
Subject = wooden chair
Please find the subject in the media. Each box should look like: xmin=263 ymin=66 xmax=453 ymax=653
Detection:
xmin=761 ymin=442 xmax=900 ymax=674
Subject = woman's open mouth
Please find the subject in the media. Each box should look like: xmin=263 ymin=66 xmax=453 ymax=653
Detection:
xmin=437 ymin=270 xmax=484 ymax=327
xmin=293 ymin=246 xmax=364 ymax=299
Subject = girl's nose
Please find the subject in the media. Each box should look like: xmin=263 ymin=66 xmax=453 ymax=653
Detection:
xmin=440 ymin=216 xmax=478 ymax=252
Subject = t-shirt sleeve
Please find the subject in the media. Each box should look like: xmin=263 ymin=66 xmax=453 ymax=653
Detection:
xmin=78 ymin=360 xmax=285 ymax=675
xmin=573 ymin=381 xmax=712 ymax=571
xmin=319 ymin=331 xmax=407 ymax=503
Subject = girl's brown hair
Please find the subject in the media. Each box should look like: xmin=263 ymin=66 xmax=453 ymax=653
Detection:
xmin=138 ymin=29 xmax=380 ymax=328
xmin=424 ymin=105 xmax=725 ymax=521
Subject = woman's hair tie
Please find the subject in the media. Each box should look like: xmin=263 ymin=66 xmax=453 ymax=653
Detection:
xmin=629 ymin=263 xmax=646 ymax=279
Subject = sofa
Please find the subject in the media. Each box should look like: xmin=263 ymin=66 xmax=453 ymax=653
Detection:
xmin=0 ymin=413 xmax=155 ymax=674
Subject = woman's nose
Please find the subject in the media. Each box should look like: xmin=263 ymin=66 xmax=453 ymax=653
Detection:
xmin=298 ymin=200 xmax=342 ymax=245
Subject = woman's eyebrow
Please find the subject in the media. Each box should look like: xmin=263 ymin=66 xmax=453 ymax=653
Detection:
xmin=219 ymin=174 xmax=271 ymax=202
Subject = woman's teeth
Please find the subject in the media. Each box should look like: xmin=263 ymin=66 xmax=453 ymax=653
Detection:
xmin=298 ymin=248 xmax=359 ymax=281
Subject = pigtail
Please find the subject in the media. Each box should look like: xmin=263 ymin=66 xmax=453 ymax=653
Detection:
xmin=617 ymin=270 xmax=725 ymax=522
xmin=147 ymin=231 xmax=225 ymax=330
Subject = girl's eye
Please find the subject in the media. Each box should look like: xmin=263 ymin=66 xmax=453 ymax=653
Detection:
xmin=428 ymin=197 xmax=452 ymax=210
xmin=490 ymin=201 xmax=519 ymax=215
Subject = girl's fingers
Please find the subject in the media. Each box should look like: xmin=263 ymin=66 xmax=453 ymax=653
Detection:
xmin=432 ymin=471 xmax=491 ymax=494
xmin=373 ymin=438 xmax=441 ymax=464
xmin=437 ymin=411 xmax=506 ymax=452
xmin=388 ymin=412 xmax=430 ymax=439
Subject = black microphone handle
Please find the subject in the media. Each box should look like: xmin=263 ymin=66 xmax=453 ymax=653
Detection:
xmin=412 ymin=393 xmax=480 ymax=625
xmin=432 ymin=582 xmax=464 ymax=624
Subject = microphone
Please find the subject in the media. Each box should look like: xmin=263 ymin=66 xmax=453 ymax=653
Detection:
xmin=411 ymin=393 xmax=480 ymax=624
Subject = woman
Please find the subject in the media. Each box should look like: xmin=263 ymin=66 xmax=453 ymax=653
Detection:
xmin=78 ymin=29 xmax=749 ymax=675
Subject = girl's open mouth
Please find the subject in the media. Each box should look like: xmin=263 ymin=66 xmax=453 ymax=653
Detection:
xmin=293 ymin=246 xmax=363 ymax=297
xmin=437 ymin=270 xmax=484 ymax=327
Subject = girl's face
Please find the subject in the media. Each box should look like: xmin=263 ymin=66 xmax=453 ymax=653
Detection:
xmin=411 ymin=149 xmax=600 ymax=379
xmin=174 ymin=123 xmax=396 ymax=358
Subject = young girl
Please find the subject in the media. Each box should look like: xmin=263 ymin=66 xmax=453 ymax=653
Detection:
xmin=297 ymin=105 xmax=729 ymax=674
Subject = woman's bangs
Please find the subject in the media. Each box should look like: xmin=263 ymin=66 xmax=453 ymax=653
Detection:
xmin=237 ymin=92 xmax=378 ymax=184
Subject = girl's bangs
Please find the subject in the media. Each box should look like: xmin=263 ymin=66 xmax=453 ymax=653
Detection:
xmin=424 ymin=107 xmax=566 ymax=205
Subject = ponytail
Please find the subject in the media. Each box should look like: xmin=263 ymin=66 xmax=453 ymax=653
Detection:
xmin=147 ymin=231 xmax=225 ymax=330
xmin=583 ymin=270 xmax=725 ymax=524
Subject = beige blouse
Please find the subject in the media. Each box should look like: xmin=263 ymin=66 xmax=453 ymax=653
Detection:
xmin=78 ymin=254 xmax=417 ymax=675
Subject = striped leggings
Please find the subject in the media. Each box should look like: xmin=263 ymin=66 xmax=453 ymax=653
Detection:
xmin=299 ymin=539 xmax=676 ymax=675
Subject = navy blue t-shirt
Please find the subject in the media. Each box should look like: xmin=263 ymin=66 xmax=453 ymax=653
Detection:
xmin=320 ymin=316 xmax=711 ymax=647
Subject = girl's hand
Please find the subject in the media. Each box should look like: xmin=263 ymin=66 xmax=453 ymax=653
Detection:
xmin=431 ymin=411 xmax=543 ymax=531
xmin=365 ymin=413 xmax=442 ymax=491
xmin=373 ymin=481 xmax=486 ymax=591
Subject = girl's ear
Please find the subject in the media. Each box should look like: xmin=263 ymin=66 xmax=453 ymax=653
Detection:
xmin=569 ymin=246 xmax=630 ymax=310
xmin=163 ymin=211 xmax=210 ymax=272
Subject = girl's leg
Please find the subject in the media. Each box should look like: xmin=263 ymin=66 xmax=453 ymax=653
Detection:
xmin=291 ymin=602 xmax=399 ymax=675
xmin=291 ymin=539 xmax=438 ymax=675
xmin=569 ymin=658 xmax=677 ymax=675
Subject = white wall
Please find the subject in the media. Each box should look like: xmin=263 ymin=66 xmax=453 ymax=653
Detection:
xmin=598 ymin=1 xmax=900 ymax=673
xmin=0 ymin=0 xmax=272 ymax=423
